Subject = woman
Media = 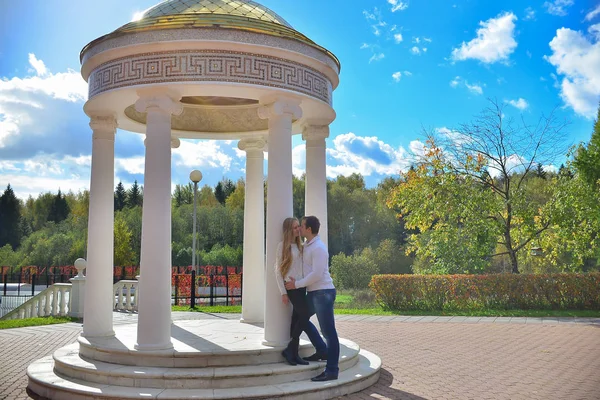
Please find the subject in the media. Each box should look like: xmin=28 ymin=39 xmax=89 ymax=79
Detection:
xmin=275 ymin=217 xmax=310 ymax=366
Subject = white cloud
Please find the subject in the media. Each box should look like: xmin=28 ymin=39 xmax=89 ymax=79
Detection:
xmin=394 ymin=33 xmax=403 ymax=43
xmin=449 ymin=76 xmax=484 ymax=95
xmin=360 ymin=43 xmax=371 ymax=49
xmin=586 ymin=5 xmax=600 ymax=21
xmin=543 ymin=0 xmax=574 ymax=16
xmin=524 ymin=7 xmax=536 ymax=21
xmin=388 ymin=0 xmax=408 ymax=12
xmin=363 ymin=8 xmax=387 ymax=36
xmin=28 ymin=54 xmax=48 ymax=77
xmin=115 ymin=156 xmax=145 ymax=175
xmin=404 ymin=70 xmax=413 ymax=76
xmin=369 ymin=53 xmax=385 ymax=63
xmin=326 ymin=132 xmax=412 ymax=178
xmin=0 ymin=54 xmax=88 ymax=152
xmin=173 ymin=140 xmax=233 ymax=171
xmin=465 ymin=82 xmax=483 ymax=95
xmin=392 ymin=72 xmax=402 ymax=82
xmin=506 ymin=98 xmax=530 ymax=110
xmin=292 ymin=144 xmax=306 ymax=177
xmin=545 ymin=25 xmax=600 ymax=118
xmin=411 ymin=46 xmax=421 ymax=54
xmin=409 ymin=140 xmax=426 ymax=157
xmin=451 ymin=12 xmax=518 ymax=64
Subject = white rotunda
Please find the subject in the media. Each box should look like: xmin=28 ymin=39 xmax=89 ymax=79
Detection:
xmin=26 ymin=1 xmax=381 ymax=398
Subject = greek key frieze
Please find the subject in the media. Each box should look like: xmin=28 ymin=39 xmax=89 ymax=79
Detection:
xmin=88 ymin=51 xmax=332 ymax=104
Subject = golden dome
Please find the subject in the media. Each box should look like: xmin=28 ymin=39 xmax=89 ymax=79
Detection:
xmin=140 ymin=0 xmax=292 ymax=28
xmin=81 ymin=0 xmax=340 ymax=71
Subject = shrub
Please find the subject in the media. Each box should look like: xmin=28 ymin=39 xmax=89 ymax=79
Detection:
xmin=330 ymin=249 xmax=379 ymax=289
xmin=370 ymin=273 xmax=600 ymax=311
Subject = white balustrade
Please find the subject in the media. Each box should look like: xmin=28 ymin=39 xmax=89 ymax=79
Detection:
xmin=113 ymin=280 xmax=139 ymax=312
xmin=1 ymin=283 xmax=72 ymax=321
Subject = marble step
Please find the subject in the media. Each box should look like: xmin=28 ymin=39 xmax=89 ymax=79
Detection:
xmin=77 ymin=320 xmax=321 ymax=368
xmin=28 ymin=349 xmax=381 ymax=400
xmin=52 ymin=340 xmax=360 ymax=389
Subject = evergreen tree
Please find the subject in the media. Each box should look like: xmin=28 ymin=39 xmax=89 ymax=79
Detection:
xmin=48 ymin=189 xmax=70 ymax=223
xmin=114 ymin=182 xmax=127 ymax=211
xmin=127 ymin=180 xmax=143 ymax=208
xmin=0 ymin=184 xmax=22 ymax=249
xmin=573 ymin=103 xmax=600 ymax=187
xmin=535 ymin=163 xmax=547 ymax=179
xmin=223 ymin=179 xmax=236 ymax=200
xmin=214 ymin=182 xmax=226 ymax=205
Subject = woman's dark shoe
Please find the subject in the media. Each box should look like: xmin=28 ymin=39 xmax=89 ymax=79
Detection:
xmin=295 ymin=355 xmax=309 ymax=365
xmin=303 ymin=351 xmax=328 ymax=362
xmin=281 ymin=348 xmax=297 ymax=365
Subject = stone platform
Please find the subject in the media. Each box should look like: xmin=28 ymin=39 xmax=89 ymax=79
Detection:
xmin=27 ymin=319 xmax=381 ymax=399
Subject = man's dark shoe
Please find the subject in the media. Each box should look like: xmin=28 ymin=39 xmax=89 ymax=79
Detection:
xmin=295 ymin=355 xmax=309 ymax=365
xmin=281 ymin=348 xmax=297 ymax=365
xmin=303 ymin=352 xmax=327 ymax=362
xmin=311 ymin=370 xmax=338 ymax=382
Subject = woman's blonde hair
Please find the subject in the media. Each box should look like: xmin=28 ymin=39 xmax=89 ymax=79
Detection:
xmin=280 ymin=217 xmax=302 ymax=278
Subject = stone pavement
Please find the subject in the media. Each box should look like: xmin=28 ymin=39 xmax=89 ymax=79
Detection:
xmin=1 ymin=313 xmax=599 ymax=400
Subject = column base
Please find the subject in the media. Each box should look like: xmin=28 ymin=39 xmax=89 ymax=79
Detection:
xmin=261 ymin=339 xmax=289 ymax=347
xmin=82 ymin=330 xmax=115 ymax=339
xmin=134 ymin=341 xmax=174 ymax=351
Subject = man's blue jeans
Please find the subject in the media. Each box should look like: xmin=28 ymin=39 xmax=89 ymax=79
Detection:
xmin=304 ymin=289 xmax=339 ymax=375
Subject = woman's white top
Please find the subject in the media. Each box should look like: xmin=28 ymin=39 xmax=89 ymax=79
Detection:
xmin=274 ymin=241 xmax=304 ymax=295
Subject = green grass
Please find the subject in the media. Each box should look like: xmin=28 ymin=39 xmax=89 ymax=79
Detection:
xmin=172 ymin=305 xmax=242 ymax=313
xmin=0 ymin=316 xmax=79 ymax=330
xmin=170 ymin=291 xmax=600 ymax=318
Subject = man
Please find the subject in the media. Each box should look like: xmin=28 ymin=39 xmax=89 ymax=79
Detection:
xmin=285 ymin=215 xmax=339 ymax=382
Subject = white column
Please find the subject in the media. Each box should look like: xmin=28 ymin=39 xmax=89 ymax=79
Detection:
xmin=83 ymin=115 xmax=117 ymax=338
xmin=238 ymin=138 xmax=267 ymax=324
xmin=259 ymin=97 xmax=302 ymax=346
xmin=303 ymin=125 xmax=330 ymax=246
xmin=134 ymin=91 xmax=182 ymax=351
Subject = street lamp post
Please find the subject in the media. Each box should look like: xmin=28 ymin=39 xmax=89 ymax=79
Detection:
xmin=189 ymin=170 xmax=203 ymax=275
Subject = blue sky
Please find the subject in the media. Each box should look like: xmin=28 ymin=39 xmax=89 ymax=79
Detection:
xmin=1 ymin=0 xmax=599 ymax=199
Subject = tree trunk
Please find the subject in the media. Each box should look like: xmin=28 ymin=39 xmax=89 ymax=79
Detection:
xmin=509 ymin=250 xmax=519 ymax=274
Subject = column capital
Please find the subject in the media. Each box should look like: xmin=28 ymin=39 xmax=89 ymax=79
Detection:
xmin=89 ymin=115 xmax=117 ymax=140
xmin=135 ymin=92 xmax=183 ymax=116
xmin=258 ymin=98 xmax=302 ymax=120
xmin=89 ymin=115 xmax=117 ymax=132
xmin=302 ymin=125 xmax=330 ymax=142
xmin=238 ymin=137 xmax=267 ymax=153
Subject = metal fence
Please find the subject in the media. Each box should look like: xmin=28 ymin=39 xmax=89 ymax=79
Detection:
xmin=172 ymin=271 xmax=243 ymax=307
xmin=0 ymin=269 xmax=243 ymax=317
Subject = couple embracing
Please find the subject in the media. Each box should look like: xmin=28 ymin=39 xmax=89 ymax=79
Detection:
xmin=274 ymin=216 xmax=339 ymax=382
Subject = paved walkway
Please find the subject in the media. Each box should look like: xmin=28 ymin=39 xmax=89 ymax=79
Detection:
xmin=1 ymin=313 xmax=599 ymax=400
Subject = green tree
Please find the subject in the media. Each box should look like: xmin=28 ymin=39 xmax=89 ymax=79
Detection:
xmin=535 ymin=164 xmax=547 ymax=180
xmin=114 ymin=213 xmax=135 ymax=266
xmin=389 ymin=100 xmax=568 ymax=274
xmin=48 ymin=190 xmax=70 ymax=224
xmin=225 ymin=179 xmax=245 ymax=210
xmin=573 ymin=102 xmax=600 ymax=188
xmin=292 ymin=174 xmax=305 ymax=218
xmin=198 ymin=185 xmax=219 ymax=207
xmin=214 ymin=181 xmax=226 ymax=205
xmin=127 ymin=180 xmax=143 ymax=208
xmin=173 ymin=183 xmax=193 ymax=207
xmin=0 ymin=184 xmax=22 ymax=249
xmin=114 ymin=182 xmax=127 ymax=211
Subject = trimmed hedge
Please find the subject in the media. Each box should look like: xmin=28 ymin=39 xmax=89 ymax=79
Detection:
xmin=369 ymin=273 xmax=600 ymax=311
